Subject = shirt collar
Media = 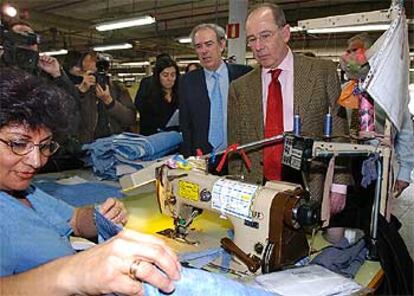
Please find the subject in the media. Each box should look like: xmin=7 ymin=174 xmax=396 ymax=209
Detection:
xmin=204 ymin=60 xmax=226 ymax=79
xmin=261 ymin=48 xmax=293 ymax=76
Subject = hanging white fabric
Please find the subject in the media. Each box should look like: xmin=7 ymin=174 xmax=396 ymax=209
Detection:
xmin=362 ymin=6 xmax=409 ymax=131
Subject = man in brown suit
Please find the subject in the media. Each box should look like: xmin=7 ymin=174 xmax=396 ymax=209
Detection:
xmin=228 ymin=3 xmax=350 ymax=204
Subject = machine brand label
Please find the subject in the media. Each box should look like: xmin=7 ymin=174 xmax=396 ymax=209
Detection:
xmin=178 ymin=180 xmax=199 ymax=201
xmin=211 ymin=179 xmax=257 ymax=221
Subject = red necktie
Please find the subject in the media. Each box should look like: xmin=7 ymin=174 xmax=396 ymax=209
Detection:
xmin=264 ymin=69 xmax=284 ymax=180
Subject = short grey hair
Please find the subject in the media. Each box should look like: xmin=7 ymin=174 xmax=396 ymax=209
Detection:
xmin=190 ymin=23 xmax=227 ymax=46
xmin=247 ymin=3 xmax=287 ymax=28
xmin=347 ymin=33 xmax=373 ymax=49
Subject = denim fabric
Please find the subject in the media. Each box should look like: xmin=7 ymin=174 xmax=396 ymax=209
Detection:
xmin=143 ymin=267 xmax=276 ymax=296
xmin=311 ymin=238 xmax=367 ymax=278
xmin=179 ymin=230 xmax=233 ymax=269
xmin=82 ymin=132 xmax=182 ymax=180
xmin=34 ymin=181 xmax=123 ymax=206
xmin=179 ymin=247 xmax=232 ymax=270
xmin=95 ymin=209 xmax=122 ymax=241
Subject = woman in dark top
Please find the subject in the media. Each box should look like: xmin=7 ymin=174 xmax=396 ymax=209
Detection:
xmin=139 ymin=56 xmax=180 ymax=136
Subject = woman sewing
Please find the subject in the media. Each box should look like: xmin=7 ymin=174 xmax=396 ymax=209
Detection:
xmin=0 ymin=68 xmax=181 ymax=295
xmin=0 ymin=68 xmax=272 ymax=295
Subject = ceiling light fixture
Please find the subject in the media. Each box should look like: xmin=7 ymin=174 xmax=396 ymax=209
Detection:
xmin=3 ymin=4 xmax=17 ymax=17
xmin=93 ymin=43 xmax=133 ymax=51
xmin=95 ymin=15 xmax=155 ymax=31
xmin=289 ymin=26 xmax=305 ymax=33
xmin=39 ymin=49 xmax=68 ymax=56
xmin=177 ymin=60 xmax=200 ymax=65
xmin=117 ymin=72 xmax=146 ymax=77
xmin=307 ymin=24 xmax=390 ymax=34
xmin=299 ymin=9 xmax=393 ymax=34
xmin=176 ymin=37 xmax=192 ymax=44
xmin=120 ymin=61 xmax=150 ymax=67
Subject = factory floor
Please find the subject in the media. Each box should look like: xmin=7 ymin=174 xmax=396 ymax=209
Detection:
xmin=392 ymin=172 xmax=414 ymax=260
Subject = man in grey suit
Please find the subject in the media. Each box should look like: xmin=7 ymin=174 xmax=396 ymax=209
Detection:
xmin=179 ymin=24 xmax=252 ymax=158
xmin=228 ymin=3 xmax=350 ymax=204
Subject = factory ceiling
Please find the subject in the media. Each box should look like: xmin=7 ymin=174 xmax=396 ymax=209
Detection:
xmin=3 ymin=0 xmax=413 ymax=65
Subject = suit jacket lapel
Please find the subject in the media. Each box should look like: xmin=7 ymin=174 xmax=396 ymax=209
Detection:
xmin=226 ymin=62 xmax=234 ymax=81
xmin=198 ymin=69 xmax=210 ymax=108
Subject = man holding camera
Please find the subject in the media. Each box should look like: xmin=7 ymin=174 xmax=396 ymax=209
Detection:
xmin=76 ymin=52 xmax=137 ymax=143
xmin=1 ymin=20 xmax=79 ymax=105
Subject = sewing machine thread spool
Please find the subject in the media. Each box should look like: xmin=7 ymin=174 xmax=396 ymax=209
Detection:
xmin=293 ymin=114 xmax=301 ymax=136
xmin=323 ymin=107 xmax=333 ymax=138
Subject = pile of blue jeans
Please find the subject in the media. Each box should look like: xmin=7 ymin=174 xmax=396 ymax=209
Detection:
xmin=82 ymin=132 xmax=182 ymax=180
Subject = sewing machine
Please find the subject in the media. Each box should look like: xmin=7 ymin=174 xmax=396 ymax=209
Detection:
xmin=155 ymin=162 xmax=319 ymax=275
xmin=121 ymin=133 xmax=392 ymax=272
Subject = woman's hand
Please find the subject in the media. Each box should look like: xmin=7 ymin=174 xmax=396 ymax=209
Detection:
xmin=66 ymin=230 xmax=181 ymax=296
xmin=78 ymin=71 xmax=96 ymax=93
xmin=100 ymin=197 xmax=128 ymax=226
xmin=96 ymin=83 xmax=113 ymax=105
xmin=38 ymin=55 xmax=61 ymax=78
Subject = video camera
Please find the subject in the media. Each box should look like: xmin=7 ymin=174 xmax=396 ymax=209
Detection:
xmin=94 ymin=58 xmax=110 ymax=90
xmin=0 ymin=23 xmax=41 ymax=73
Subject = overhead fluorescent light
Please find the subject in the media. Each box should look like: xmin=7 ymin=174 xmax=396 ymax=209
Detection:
xmin=93 ymin=43 xmax=133 ymax=51
xmin=307 ymin=24 xmax=390 ymax=34
xmin=39 ymin=49 xmax=68 ymax=56
xmin=96 ymin=15 xmax=155 ymax=31
xmin=299 ymin=9 xmax=392 ymax=34
xmin=117 ymin=72 xmax=146 ymax=77
xmin=120 ymin=61 xmax=150 ymax=67
xmin=290 ymin=26 xmax=305 ymax=33
xmin=3 ymin=4 xmax=17 ymax=17
xmin=177 ymin=37 xmax=192 ymax=44
xmin=122 ymin=77 xmax=136 ymax=81
xmin=177 ymin=60 xmax=200 ymax=65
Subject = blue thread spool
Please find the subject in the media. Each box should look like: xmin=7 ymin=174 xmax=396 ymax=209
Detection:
xmin=293 ymin=114 xmax=301 ymax=136
xmin=323 ymin=107 xmax=333 ymax=138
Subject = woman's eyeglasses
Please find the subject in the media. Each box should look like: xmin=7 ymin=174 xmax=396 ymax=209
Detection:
xmin=0 ymin=138 xmax=60 ymax=156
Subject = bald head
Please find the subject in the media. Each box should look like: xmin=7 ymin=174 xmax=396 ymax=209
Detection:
xmin=247 ymin=3 xmax=286 ymax=28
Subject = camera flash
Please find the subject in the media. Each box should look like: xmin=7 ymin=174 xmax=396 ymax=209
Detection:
xmin=3 ymin=4 xmax=17 ymax=17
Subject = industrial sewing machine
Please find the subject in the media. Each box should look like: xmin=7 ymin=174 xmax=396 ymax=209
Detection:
xmin=121 ymin=133 xmax=393 ymax=274
xmin=155 ymin=162 xmax=319 ymax=275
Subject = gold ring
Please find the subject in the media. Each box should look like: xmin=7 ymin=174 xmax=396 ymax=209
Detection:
xmin=129 ymin=259 xmax=142 ymax=281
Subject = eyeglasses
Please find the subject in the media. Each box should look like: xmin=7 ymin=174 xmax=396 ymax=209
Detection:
xmin=0 ymin=138 xmax=60 ymax=156
xmin=246 ymin=30 xmax=277 ymax=47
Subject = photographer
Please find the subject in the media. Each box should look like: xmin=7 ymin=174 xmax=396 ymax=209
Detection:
xmin=77 ymin=52 xmax=137 ymax=143
xmin=0 ymin=20 xmax=79 ymax=107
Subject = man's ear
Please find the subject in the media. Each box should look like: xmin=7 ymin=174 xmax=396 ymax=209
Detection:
xmin=220 ymin=39 xmax=226 ymax=54
xmin=281 ymin=24 xmax=291 ymax=43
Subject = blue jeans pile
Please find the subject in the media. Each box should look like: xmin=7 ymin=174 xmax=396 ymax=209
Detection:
xmin=82 ymin=132 xmax=182 ymax=180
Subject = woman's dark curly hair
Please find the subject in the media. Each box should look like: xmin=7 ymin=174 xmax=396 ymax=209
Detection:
xmin=0 ymin=67 xmax=76 ymax=134
xmin=150 ymin=55 xmax=180 ymax=104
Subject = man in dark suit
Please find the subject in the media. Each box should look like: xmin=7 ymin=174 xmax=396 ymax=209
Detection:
xmin=179 ymin=23 xmax=252 ymax=157
xmin=228 ymin=3 xmax=350 ymax=204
